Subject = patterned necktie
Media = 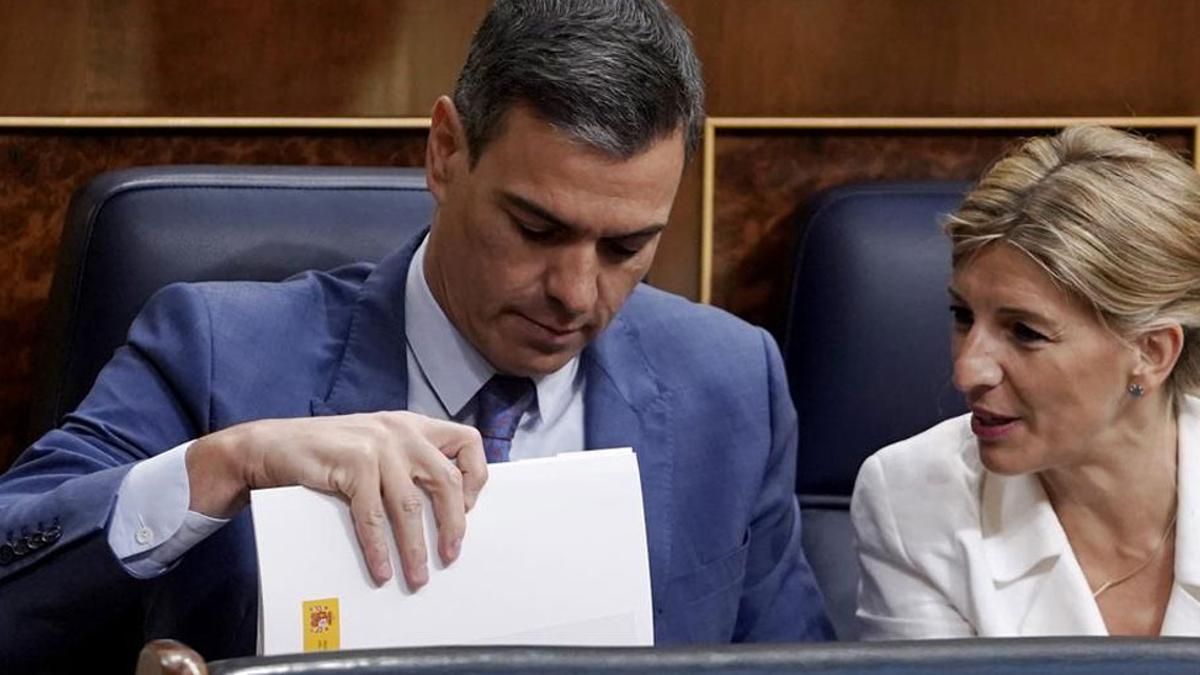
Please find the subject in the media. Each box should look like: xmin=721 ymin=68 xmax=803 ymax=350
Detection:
xmin=475 ymin=375 xmax=536 ymax=463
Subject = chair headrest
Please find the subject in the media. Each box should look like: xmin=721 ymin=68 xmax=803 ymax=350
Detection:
xmin=31 ymin=165 xmax=434 ymax=440
xmin=784 ymin=181 xmax=971 ymax=501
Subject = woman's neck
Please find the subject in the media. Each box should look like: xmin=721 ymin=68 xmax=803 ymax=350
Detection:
xmin=1041 ymin=392 xmax=1178 ymax=549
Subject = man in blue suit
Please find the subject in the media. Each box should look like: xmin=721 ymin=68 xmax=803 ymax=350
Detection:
xmin=0 ymin=0 xmax=830 ymax=667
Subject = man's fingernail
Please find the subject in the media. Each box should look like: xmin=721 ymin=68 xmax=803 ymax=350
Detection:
xmin=376 ymin=560 xmax=393 ymax=583
xmin=449 ymin=537 xmax=462 ymax=561
xmin=411 ymin=566 xmax=429 ymax=589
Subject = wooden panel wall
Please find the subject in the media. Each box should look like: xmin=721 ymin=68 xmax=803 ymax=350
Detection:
xmin=661 ymin=0 xmax=1200 ymax=299
xmin=0 ymin=130 xmax=428 ymax=466
xmin=679 ymin=0 xmax=1200 ymax=117
xmin=3 ymin=0 xmax=1200 ymax=466
xmin=710 ymin=127 xmax=1195 ymax=335
xmin=0 ymin=1 xmax=490 ymax=116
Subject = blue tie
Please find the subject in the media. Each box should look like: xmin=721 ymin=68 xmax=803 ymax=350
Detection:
xmin=475 ymin=375 xmax=536 ymax=463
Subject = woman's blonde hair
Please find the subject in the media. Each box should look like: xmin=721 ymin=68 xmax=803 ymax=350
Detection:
xmin=946 ymin=125 xmax=1200 ymax=398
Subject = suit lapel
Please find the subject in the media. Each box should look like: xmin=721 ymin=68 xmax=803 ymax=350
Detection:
xmin=1163 ymin=397 xmax=1200 ymax=635
xmin=312 ymin=230 xmax=426 ymax=416
xmin=981 ymin=469 xmax=1107 ymax=635
xmin=583 ymin=306 xmax=672 ymax=612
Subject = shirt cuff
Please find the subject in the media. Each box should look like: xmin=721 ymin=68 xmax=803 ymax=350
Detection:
xmin=108 ymin=441 xmax=230 ymax=577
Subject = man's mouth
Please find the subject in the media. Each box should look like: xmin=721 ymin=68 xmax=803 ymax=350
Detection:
xmin=531 ymin=318 xmax=583 ymax=336
xmin=518 ymin=313 xmax=587 ymax=340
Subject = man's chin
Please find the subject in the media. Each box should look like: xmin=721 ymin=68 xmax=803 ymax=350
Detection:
xmin=490 ymin=342 xmax=582 ymax=377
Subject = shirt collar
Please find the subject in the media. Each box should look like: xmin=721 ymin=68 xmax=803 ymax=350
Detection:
xmin=404 ymin=236 xmax=580 ymax=422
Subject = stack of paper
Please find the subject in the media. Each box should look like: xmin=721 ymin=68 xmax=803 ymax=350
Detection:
xmin=250 ymin=448 xmax=653 ymax=655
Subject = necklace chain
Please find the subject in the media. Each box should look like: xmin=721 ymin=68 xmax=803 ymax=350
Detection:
xmin=1089 ymin=510 xmax=1178 ymax=598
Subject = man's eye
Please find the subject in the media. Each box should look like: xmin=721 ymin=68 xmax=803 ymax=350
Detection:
xmin=949 ymin=305 xmax=973 ymax=328
xmin=515 ymin=220 xmax=554 ymax=241
xmin=603 ymin=235 xmax=654 ymax=260
xmin=603 ymin=240 xmax=644 ymax=259
xmin=1013 ymin=323 xmax=1049 ymax=343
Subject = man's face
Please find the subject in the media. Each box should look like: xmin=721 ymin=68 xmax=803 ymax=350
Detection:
xmin=424 ymin=98 xmax=685 ymax=376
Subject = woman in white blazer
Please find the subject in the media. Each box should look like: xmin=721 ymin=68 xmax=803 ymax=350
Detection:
xmin=852 ymin=126 xmax=1200 ymax=638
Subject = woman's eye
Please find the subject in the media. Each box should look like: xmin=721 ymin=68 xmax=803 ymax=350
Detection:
xmin=1013 ymin=323 xmax=1048 ymax=343
xmin=949 ymin=305 xmax=972 ymax=327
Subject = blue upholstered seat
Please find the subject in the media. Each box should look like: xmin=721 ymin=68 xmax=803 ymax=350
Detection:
xmin=30 ymin=165 xmax=434 ymax=442
xmin=784 ymin=181 xmax=971 ymax=639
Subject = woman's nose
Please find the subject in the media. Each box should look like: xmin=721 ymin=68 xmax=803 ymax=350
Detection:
xmin=952 ymin=329 xmax=1003 ymax=394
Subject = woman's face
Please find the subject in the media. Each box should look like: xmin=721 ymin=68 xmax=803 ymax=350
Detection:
xmin=950 ymin=243 xmax=1140 ymax=475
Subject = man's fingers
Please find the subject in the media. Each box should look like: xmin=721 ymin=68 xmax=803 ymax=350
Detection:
xmin=413 ymin=416 xmax=482 ymax=451
xmin=382 ymin=472 xmax=430 ymax=591
xmin=455 ymin=435 xmax=488 ymax=512
xmin=325 ymin=448 xmax=394 ymax=585
xmin=416 ymin=417 xmax=488 ymax=510
xmin=413 ymin=453 xmax=468 ymax=565
xmin=289 ymin=412 xmax=484 ymax=591
xmin=346 ymin=485 xmax=394 ymax=585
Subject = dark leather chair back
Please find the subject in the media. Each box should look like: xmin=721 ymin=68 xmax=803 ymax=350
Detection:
xmin=783 ymin=182 xmax=971 ymax=639
xmin=30 ymin=165 xmax=434 ymax=441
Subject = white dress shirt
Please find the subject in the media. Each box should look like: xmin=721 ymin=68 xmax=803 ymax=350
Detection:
xmin=852 ymin=395 xmax=1200 ymax=638
xmin=107 ymin=235 xmax=585 ymax=573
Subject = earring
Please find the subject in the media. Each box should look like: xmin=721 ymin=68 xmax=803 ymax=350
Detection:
xmin=1128 ymin=383 xmax=1145 ymax=398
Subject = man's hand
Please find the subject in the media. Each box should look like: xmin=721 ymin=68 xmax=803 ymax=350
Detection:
xmin=185 ymin=412 xmax=486 ymax=590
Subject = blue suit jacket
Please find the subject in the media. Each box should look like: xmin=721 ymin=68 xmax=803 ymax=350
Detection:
xmin=0 ymin=234 xmax=831 ymax=667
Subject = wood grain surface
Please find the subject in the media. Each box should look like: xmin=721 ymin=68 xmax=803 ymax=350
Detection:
xmin=710 ymin=128 xmax=1194 ymax=334
xmin=0 ymin=129 xmax=426 ymax=466
xmin=4 ymin=0 xmax=1200 ymax=465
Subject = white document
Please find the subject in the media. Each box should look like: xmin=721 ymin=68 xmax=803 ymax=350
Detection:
xmin=251 ymin=448 xmax=653 ymax=655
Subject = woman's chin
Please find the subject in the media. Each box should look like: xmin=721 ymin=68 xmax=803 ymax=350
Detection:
xmin=977 ymin=442 xmax=1040 ymax=477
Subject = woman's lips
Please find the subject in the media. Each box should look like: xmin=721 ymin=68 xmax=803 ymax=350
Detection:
xmin=970 ymin=410 xmax=1021 ymax=440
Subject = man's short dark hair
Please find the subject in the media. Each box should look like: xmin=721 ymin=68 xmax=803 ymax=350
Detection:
xmin=453 ymin=0 xmax=705 ymax=165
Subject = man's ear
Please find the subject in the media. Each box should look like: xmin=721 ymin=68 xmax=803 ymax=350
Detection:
xmin=1132 ymin=323 xmax=1185 ymax=393
xmin=425 ymin=96 xmax=469 ymax=203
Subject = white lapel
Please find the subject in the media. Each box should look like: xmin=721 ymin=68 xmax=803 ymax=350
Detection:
xmin=1162 ymin=396 xmax=1200 ymax=635
xmin=980 ymin=466 xmax=1107 ymax=635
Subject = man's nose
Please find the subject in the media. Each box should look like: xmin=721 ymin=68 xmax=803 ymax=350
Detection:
xmin=544 ymin=245 xmax=598 ymax=318
xmin=952 ymin=328 xmax=1003 ymax=395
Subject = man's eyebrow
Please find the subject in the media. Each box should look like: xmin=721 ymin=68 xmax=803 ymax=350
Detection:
xmin=501 ymin=191 xmax=578 ymax=232
xmin=616 ymin=222 xmax=669 ymax=239
xmin=501 ymin=190 xmax=668 ymax=238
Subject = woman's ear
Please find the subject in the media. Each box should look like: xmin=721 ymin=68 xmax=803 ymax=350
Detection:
xmin=425 ymin=96 xmax=469 ymax=202
xmin=1132 ymin=324 xmax=1185 ymax=393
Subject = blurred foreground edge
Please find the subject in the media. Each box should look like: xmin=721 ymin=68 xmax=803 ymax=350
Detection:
xmin=136 ymin=639 xmax=207 ymax=675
